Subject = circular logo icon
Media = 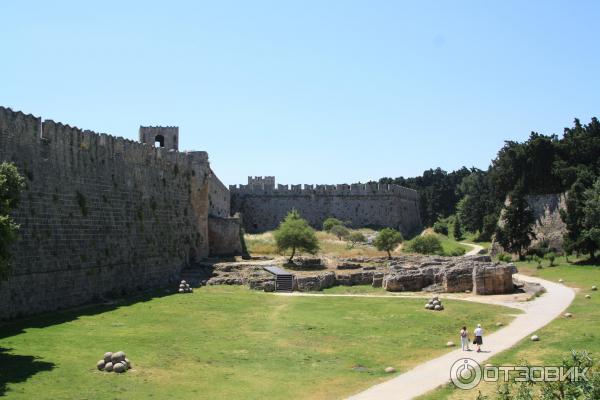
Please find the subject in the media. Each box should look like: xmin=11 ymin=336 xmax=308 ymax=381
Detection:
xmin=450 ymin=358 xmax=482 ymax=390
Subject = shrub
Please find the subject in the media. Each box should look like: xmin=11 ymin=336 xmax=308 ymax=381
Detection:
xmin=433 ymin=220 xmax=449 ymax=235
xmin=544 ymin=251 xmax=556 ymax=267
xmin=533 ymin=254 xmax=543 ymax=269
xmin=406 ymin=234 xmax=443 ymax=255
xmin=347 ymin=231 xmax=366 ymax=248
xmin=449 ymin=248 xmax=466 ymax=257
xmin=498 ymin=253 xmax=512 ymax=262
xmin=373 ymin=228 xmax=403 ymax=259
xmin=322 ymin=217 xmax=344 ymax=232
xmin=330 ymin=224 xmax=350 ymax=240
xmin=274 ymin=209 xmax=319 ymax=263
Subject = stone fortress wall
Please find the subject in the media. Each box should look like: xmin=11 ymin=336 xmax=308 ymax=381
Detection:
xmin=230 ymin=176 xmax=422 ymax=236
xmin=0 ymin=107 xmax=241 ymax=320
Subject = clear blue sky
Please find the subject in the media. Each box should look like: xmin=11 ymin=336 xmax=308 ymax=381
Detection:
xmin=2 ymin=1 xmax=599 ymax=186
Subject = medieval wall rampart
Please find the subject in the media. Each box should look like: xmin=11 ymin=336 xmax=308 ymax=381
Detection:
xmin=230 ymin=179 xmax=421 ymax=235
xmin=0 ymin=106 xmax=219 ymax=319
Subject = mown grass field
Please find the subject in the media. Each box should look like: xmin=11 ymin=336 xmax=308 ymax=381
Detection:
xmin=0 ymin=286 xmax=516 ymax=399
xmin=418 ymin=256 xmax=600 ymax=400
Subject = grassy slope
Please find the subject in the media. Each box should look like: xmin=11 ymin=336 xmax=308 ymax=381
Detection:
xmin=417 ymin=256 xmax=600 ymax=400
xmin=0 ymin=287 xmax=516 ymax=400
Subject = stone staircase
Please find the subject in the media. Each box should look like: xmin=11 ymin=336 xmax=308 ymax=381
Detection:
xmin=263 ymin=266 xmax=294 ymax=292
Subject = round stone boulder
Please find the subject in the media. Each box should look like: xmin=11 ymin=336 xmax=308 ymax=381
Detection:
xmin=384 ymin=366 xmax=396 ymax=373
xmin=113 ymin=362 xmax=126 ymax=373
xmin=103 ymin=352 xmax=113 ymax=363
xmin=432 ymin=300 xmax=440 ymax=306
xmin=446 ymin=341 xmax=455 ymax=347
xmin=585 ymin=295 xmax=591 ymax=299
xmin=425 ymin=303 xmax=431 ymax=309
xmin=179 ymin=288 xmax=184 ymax=293
xmin=531 ymin=335 xmax=540 ymax=342
xmin=496 ymin=322 xmax=504 ymax=327
xmin=111 ymin=351 xmax=125 ymax=363
xmin=104 ymin=362 xmax=114 ymax=372
xmin=181 ymin=280 xmax=187 ymax=285
xmin=558 ymin=279 xmax=564 ymax=283
xmin=564 ymin=312 xmax=573 ymax=318
xmin=434 ymin=305 xmax=442 ymax=311
xmin=592 ymin=285 xmax=597 ymax=291
xmin=96 ymin=360 xmax=106 ymax=371
xmin=179 ymin=284 xmax=185 ymax=289
xmin=124 ymin=358 xmax=131 ymax=369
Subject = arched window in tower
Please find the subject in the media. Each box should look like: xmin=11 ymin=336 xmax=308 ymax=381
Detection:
xmin=154 ymin=135 xmax=165 ymax=148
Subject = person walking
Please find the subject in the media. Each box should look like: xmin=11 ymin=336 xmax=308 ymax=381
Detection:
xmin=460 ymin=326 xmax=470 ymax=351
xmin=473 ymin=324 xmax=484 ymax=352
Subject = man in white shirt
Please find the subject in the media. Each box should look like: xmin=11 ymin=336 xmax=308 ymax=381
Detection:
xmin=474 ymin=324 xmax=484 ymax=352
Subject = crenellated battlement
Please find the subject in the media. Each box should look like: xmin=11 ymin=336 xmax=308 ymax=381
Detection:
xmin=0 ymin=106 xmax=207 ymax=168
xmin=229 ymin=182 xmax=418 ymax=199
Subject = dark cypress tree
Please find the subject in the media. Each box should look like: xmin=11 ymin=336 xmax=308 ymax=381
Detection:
xmin=453 ymin=217 xmax=463 ymax=241
xmin=495 ymin=184 xmax=536 ymax=258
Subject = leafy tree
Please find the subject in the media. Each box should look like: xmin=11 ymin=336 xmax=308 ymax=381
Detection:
xmin=581 ymin=178 xmax=600 ymax=260
xmin=561 ymin=172 xmax=595 ymax=259
xmin=274 ymin=209 xmax=319 ymax=263
xmin=0 ymin=162 xmax=26 ymax=279
xmin=322 ymin=217 xmax=344 ymax=232
xmin=347 ymin=231 xmax=366 ymax=248
xmin=330 ymin=224 xmax=350 ymax=240
xmin=405 ymin=234 xmax=443 ymax=255
xmin=433 ymin=219 xmax=449 ymax=235
xmin=453 ymin=216 xmax=463 ymax=241
xmin=373 ymin=228 xmax=403 ymax=259
xmin=495 ymin=184 xmax=536 ymax=259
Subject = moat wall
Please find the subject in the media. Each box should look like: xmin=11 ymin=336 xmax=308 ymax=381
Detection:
xmin=230 ymin=183 xmax=422 ymax=236
xmin=0 ymin=107 xmax=229 ymax=320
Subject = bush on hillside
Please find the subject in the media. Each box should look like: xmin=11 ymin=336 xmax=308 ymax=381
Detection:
xmin=330 ymin=224 xmax=350 ymax=240
xmin=405 ymin=234 xmax=443 ymax=255
xmin=322 ymin=217 xmax=344 ymax=232
xmin=433 ymin=220 xmax=449 ymax=235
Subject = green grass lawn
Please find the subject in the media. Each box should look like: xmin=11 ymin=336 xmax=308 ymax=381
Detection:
xmin=0 ymin=286 xmax=516 ymax=400
xmin=418 ymin=256 xmax=600 ymax=400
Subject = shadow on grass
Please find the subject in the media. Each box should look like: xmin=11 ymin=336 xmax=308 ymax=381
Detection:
xmin=572 ymin=258 xmax=600 ymax=266
xmin=0 ymin=347 xmax=55 ymax=395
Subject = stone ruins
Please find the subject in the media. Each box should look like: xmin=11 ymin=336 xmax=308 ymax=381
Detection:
xmin=230 ymin=176 xmax=422 ymax=236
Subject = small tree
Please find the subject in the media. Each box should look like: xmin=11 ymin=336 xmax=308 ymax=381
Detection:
xmin=0 ymin=162 xmax=26 ymax=279
xmin=453 ymin=217 xmax=463 ymax=240
xmin=322 ymin=217 xmax=344 ymax=231
xmin=347 ymin=231 xmax=366 ymax=248
xmin=373 ymin=228 xmax=403 ymax=259
xmin=274 ymin=209 xmax=319 ymax=263
xmin=330 ymin=224 xmax=350 ymax=240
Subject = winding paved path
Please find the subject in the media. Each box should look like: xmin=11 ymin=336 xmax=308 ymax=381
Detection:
xmin=279 ymin=262 xmax=575 ymax=399
xmin=345 ymin=274 xmax=575 ymax=400
xmin=462 ymin=242 xmax=485 ymax=256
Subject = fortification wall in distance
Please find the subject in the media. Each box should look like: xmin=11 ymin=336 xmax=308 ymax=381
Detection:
xmin=0 ymin=106 xmax=216 ymax=320
xmin=229 ymin=180 xmax=422 ymax=236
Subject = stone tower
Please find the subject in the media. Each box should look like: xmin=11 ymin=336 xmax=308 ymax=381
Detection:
xmin=139 ymin=126 xmax=179 ymax=151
